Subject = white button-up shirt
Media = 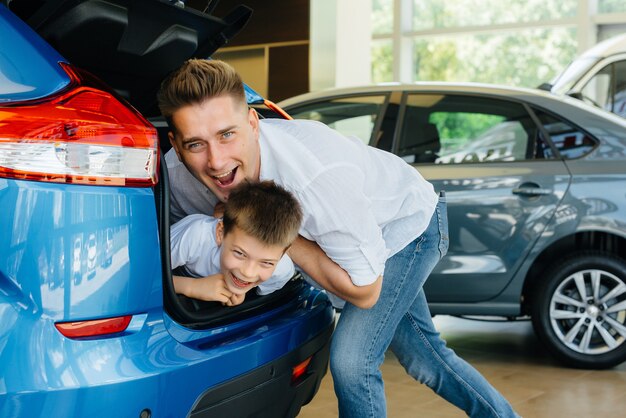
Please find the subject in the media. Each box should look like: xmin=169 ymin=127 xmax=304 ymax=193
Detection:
xmin=259 ymin=119 xmax=438 ymax=286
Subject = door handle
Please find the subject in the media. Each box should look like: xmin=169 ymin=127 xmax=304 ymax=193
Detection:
xmin=512 ymin=186 xmax=552 ymax=196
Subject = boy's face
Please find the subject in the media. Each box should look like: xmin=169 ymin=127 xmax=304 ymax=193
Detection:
xmin=216 ymin=222 xmax=285 ymax=295
xmin=168 ymin=95 xmax=261 ymax=203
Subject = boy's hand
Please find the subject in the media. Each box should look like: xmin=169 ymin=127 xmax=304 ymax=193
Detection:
xmin=213 ymin=202 xmax=225 ymax=219
xmin=224 ymin=292 xmax=245 ymax=307
xmin=173 ymin=274 xmax=233 ymax=303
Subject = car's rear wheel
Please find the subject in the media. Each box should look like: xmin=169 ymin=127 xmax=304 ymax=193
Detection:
xmin=531 ymin=251 xmax=626 ymax=369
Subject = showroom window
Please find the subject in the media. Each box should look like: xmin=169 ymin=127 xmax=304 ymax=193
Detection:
xmin=372 ymin=0 xmax=626 ymax=88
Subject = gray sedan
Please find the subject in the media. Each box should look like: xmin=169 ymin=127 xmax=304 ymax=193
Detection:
xmin=278 ymin=83 xmax=626 ymax=369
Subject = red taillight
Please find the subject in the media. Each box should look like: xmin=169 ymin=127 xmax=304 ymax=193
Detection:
xmin=0 ymin=63 xmax=158 ymax=187
xmin=291 ymin=357 xmax=312 ymax=384
xmin=55 ymin=315 xmax=132 ymax=339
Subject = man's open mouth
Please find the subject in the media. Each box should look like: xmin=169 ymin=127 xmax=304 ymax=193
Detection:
xmin=212 ymin=167 xmax=237 ymax=187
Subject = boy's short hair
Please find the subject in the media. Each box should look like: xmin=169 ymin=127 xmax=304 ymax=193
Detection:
xmin=223 ymin=181 xmax=303 ymax=249
xmin=157 ymin=59 xmax=246 ymax=126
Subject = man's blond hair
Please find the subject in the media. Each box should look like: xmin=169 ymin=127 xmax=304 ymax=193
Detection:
xmin=223 ymin=181 xmax=302 ymax=249
xmin=157 ymin=59 xmax=246 ymax=125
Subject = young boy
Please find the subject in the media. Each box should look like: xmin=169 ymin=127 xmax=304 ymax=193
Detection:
xmin=170 ymin=181 xmax=303 ymax=306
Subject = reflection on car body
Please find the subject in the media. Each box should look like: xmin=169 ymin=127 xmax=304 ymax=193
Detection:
xmin=86 ymin=233 xmax=96 ymax=279
xmin=72 ymin=237 xmax=82 ymax=285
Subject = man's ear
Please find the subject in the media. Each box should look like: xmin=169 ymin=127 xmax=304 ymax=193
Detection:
xmin=248 ymin=107 xmax=260 ymax=139
xmin=168 ymin=131 xmax=182 ymax=160
xmin=215 ymin=220 xmax=224 ymax=245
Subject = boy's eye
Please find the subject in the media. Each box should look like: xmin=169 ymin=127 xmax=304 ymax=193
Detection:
xmin=233 ymin=249 xmax=245 ymax=258
xmin=261 ymin=261 xmax=275 ymax=268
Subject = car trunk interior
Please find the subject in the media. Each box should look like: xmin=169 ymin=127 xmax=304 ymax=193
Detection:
xmin=10 ymin=0 xmax=307 ymax=328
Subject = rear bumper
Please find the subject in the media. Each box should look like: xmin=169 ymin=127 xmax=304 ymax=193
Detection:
xmin=190 ymin=320 xmax=334 ymax=418
xmin=0 ymin=292 xmax=335 ymax=417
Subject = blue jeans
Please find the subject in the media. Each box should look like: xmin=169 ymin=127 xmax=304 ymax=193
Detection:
xmin=330 ymin=198 xmax=519 ymax=418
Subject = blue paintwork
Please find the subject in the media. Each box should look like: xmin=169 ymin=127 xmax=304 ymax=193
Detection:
xmin=0 ymin=288 xmax=332 ymax=417
xmin=0 ymin=5 xmax=70 ymax=102
xmin=245 ymin=84 xmax=265 ymax=104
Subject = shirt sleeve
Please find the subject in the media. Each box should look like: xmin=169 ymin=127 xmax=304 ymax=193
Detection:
xmin=170 ymin=215 xmax=215 ymax=274
xmin=297 ymin=164 xmax=389 ymax=286
xmin=256 ymin=254 xmax=296 ymax=295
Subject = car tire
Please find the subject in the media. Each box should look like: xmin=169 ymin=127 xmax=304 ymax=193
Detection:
xmin=531 ymin=251 xmax=626 ymax=369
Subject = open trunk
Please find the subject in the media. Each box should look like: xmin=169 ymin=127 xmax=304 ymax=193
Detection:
xmin=10 ymin=0 xmax=307 ymax=328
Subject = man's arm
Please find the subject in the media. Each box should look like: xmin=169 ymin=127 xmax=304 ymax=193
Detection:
xmin=288 ymin=236 xmax=382 ymax=309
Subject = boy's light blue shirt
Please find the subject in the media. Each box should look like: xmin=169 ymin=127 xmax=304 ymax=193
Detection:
xmin=170 ymin=214 xmax=295 ymax=295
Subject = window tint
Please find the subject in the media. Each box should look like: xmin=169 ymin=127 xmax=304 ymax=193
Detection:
xmin=535 ymin=111 xmax=597 ymax=159
xmin=580 ymin=65 xmax=612 ymax=110
xmin=580 ymin=60 xmax=626 ymax=118
xmin=287 ymin=95 xmax=387 ymax=145
xmin=611 ymin=60 xmax=626 ymax=117
xmin=400 ymin=94 xmax=536 ymax=164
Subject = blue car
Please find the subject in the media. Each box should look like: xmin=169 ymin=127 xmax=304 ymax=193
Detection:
xmin=0 ymin=1 xmax=335 ymax=417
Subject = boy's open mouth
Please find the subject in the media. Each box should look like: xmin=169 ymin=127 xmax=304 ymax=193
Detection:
xmin=212 ymin=167 xmax=237 ymax=187
xmin=230 ymin=274 xmax=255 ymax=289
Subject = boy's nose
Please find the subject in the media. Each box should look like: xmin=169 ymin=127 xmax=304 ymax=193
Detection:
xmin=240 ymin=262 xmax=258 ymax=280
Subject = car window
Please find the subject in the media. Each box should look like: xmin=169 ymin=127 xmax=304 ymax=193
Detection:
xmin=400 ymin=93 xmax=536 ymax=164
xmin=580 ymin=60 xmax=626 ymax=117
xmin=287 ymin=95 xmax=387 ymax=145
xmin=534 ymin=110 xmax=597 ymax=159
xmin=580 ymin=64 xmax=613 ymax=110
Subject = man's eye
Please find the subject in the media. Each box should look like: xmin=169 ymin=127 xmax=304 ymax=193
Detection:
xmin=222 ymin=131 xmax=233 ymax=139
xmin=186 ymin=142 xmax=205 ymax=152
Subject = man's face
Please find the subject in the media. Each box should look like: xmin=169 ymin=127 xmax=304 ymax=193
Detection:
xmin=169 ymin=95 xmax=261 ymax=202
xmin=216 ymin=223 xmax=285 ymax=295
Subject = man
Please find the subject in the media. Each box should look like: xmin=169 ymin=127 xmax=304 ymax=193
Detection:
xmin=158 ymin=59 xmax=519 ymax=418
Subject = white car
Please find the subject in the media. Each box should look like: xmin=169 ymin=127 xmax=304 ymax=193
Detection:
xmin=546 ymin=33 xmax=626 ymax=117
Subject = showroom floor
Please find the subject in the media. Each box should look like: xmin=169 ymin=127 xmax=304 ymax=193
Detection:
xmin=297 ymin=315 xmax=626 ymax=417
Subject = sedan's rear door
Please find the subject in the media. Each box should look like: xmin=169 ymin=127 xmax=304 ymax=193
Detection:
xmin=397 ymin=92 xmax=571 ymax=305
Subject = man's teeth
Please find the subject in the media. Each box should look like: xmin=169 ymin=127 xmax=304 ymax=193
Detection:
xmin=214 ymin=170 xmax=232 ymax=179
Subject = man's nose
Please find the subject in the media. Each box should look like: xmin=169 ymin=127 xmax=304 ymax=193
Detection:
xmin=206 ymin=143 xmax=226 ymax=169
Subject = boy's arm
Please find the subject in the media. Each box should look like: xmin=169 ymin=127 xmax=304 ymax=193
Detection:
xmin=288 ymin=236 xmax=382 ymax=309
xmin=173 ymin=274 xmax=234 ymax=304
